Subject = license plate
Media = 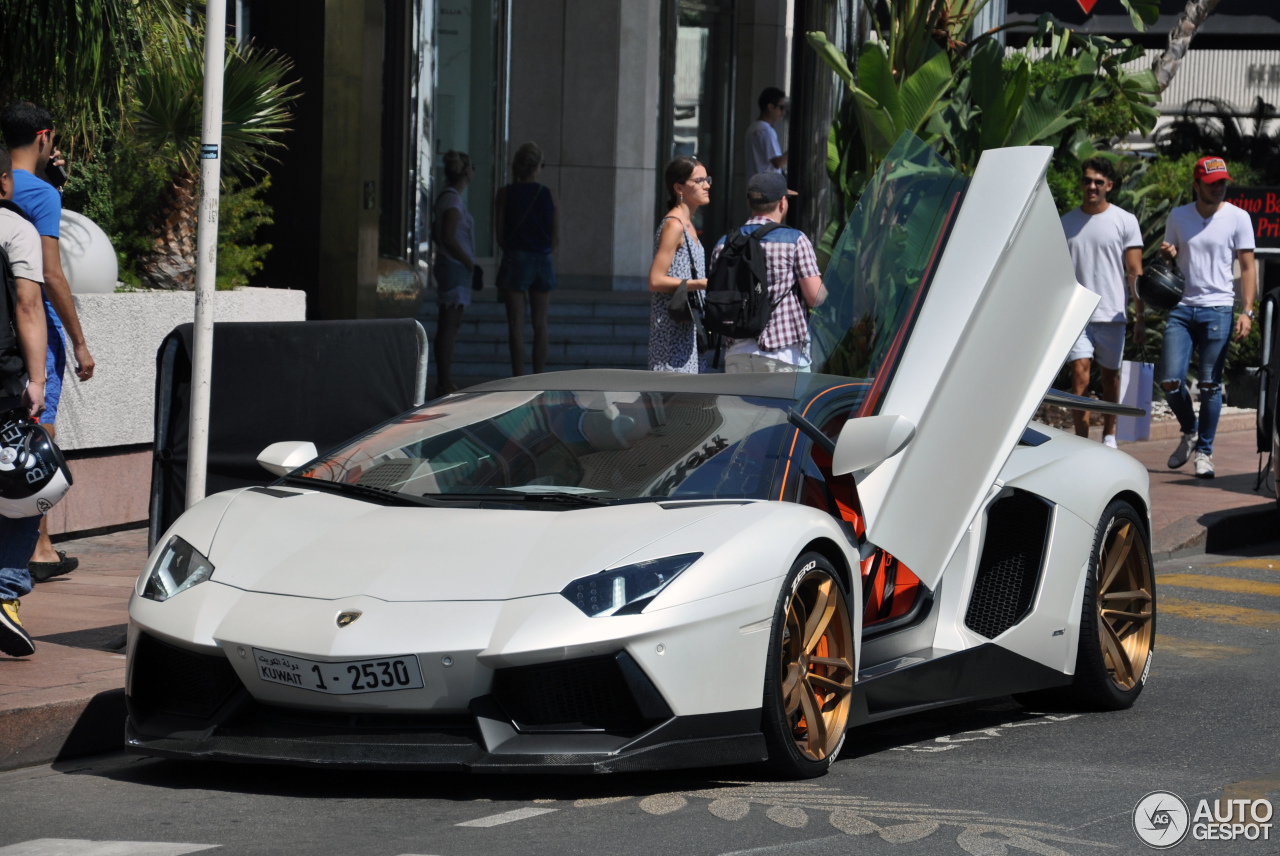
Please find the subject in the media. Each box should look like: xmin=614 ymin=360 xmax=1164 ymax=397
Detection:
xmin=252 ymin=648 xmax=425 ymax=695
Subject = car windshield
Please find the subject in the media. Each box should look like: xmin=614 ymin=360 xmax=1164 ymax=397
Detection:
xmin=809 ymin=132 xmax=967 ymax=416
xmin=294 ymin=389 xmax=794 ymax=503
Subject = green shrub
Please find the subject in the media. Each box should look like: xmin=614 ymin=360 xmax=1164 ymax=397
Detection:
xmin=216 ymin=176 xmax=274 ymax=290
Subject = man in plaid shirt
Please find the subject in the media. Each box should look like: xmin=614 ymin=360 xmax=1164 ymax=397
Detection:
xmin=711 ymin=173 xmax=826 ymax=372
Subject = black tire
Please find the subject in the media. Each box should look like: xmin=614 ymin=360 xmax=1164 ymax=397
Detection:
xmin=761 ymin=552 xmax=855 ymax=779
xmin=1049 ymin=499 xmax=1156 ymax=710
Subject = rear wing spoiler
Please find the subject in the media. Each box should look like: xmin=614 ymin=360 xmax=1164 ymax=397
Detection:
xmin=1042 ymin=389 xmax=1146 ymax=418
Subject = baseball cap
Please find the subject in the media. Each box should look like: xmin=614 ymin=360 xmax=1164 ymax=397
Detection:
xmin=1194 ymin=156 xmax=1231 ymax=183
xmin=746 ymin=172 xmax=798 ymax=204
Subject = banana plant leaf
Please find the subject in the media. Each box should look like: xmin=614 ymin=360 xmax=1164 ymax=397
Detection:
xmin=811 ymin=132 xmax=966 ymax=390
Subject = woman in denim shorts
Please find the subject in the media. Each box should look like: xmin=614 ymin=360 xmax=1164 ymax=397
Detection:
xmin=495 ymin=142 xmax=558 ymax=376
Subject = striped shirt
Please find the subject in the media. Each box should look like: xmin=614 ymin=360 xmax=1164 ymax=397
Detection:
xmin=712 ymin=217 xmax=820 ymax=353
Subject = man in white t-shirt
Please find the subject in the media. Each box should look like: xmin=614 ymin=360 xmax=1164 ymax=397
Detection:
xmin=1061 ymin=157 xmax=1145 ymax=448
xmin=0 ymin=143 xmax=49 ymax=658
xmin=1159 ymin=156 xmax=1257 ymax=479
xmin=745 ymin=88 xmax=788 ymax=177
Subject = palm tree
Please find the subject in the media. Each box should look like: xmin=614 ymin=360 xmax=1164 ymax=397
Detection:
xmin=131 ymin=38 xmax=298 ymax=289
xmin=1153 ymin=0 xmax=1224 ymax=92
xmin=0 ymin=0 xmax=184 ymax=158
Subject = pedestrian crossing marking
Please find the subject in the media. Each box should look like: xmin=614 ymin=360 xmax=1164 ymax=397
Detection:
xmin=1157 ymin=573 xmax=1280 ymax=598
xmin=1160 ymin=597 xmax=1280 ymax=628
xmin=456 ymin=806 xmax=558 ymax=827
xmin=1209 ymin=559 xmax=1280 ymax=571
xmin=0 ymin=842 xmax=217 ymax=856
xmin=1158 ymin=635 xmax=1252 ymax=660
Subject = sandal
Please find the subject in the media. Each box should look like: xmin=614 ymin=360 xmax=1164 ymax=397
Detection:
xmin=30 ymin=550 xmax=79 ymax=583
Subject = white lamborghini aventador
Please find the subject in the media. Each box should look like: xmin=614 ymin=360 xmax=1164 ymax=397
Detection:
xmin=125 ymin=135 xmax=1155 ymax=778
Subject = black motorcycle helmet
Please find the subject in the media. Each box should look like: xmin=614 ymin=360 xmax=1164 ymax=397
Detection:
xmin=1138 ymin=261 xmax=1185 ymax=311
xmin=0 ymin=408 xmax=73 ymax=518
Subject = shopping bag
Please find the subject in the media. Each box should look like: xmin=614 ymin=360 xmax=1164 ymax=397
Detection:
xmin=1117 ymin=360 xmax=1154 ymax=443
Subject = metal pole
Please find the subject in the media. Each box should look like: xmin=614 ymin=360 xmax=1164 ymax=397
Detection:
xmin=185 ymin=0 xmax=228 ymax=508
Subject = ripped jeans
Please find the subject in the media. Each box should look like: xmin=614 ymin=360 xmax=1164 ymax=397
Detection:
xmin=1157 ymin=304 xmax=1232 ymax=456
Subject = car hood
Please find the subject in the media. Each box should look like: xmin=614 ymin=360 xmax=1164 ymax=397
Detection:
xmin=204 ymin=487 xmax=737 ymax=602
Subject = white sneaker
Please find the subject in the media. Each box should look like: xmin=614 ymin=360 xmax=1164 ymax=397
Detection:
xmin=1102 ymin=434 xmax=1118 ymax=449
xmin=1194 ymin=451 xmax=1215 ymax=479
xmin=1168 ymin=432 xmax=1197 ymax=469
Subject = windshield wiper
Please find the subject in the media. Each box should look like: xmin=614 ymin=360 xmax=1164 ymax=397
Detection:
xmin=280 ymin=476 xmax=471 ymax=508
xmin=504 ymin=490 xmax=614 ymax=507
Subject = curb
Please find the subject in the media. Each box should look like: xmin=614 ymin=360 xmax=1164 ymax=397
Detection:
xmin=1090 ymin=410 xmax=1257 ymax=444
xmin=1153 ymin=501 xmax=1279 ymax=560
xmin=0 ymin=689 xmax=125 ymax=773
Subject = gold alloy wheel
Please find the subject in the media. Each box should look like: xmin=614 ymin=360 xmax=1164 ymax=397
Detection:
xmin=1096 ymin=519 xmax=1154 ymax=691
xmin=780 ymin=568 xmax=855 ymax=761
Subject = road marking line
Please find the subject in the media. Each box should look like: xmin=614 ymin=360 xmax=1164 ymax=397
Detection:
xmin=455 ymin=807 xmax=558 ymax=827
xmin=0 ymin=842 xmax=218 ymax=856
xmin=1158 ymin=573 xmax=1280 ymax=597
xmin=1209 ymin=559 xmax=1280 ymax=570
xmin=1159 ymin=635 xmax=1252 ymax=660
xmin=1159 ymin=597 xmax=1280 ymax=628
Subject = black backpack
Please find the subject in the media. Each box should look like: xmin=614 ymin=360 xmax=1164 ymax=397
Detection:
xmin=702 ymin=221 xmax=783 ymax=340
xmin=0 ymin=201 xmax=26 ymax=398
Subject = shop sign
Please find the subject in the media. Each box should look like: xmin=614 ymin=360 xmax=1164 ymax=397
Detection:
xmin=1226 ymin=187 xmax=1280 ymax=249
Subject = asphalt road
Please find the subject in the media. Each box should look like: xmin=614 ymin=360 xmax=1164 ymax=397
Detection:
xmin=1 ymin=547 xmax=1278 ymax=856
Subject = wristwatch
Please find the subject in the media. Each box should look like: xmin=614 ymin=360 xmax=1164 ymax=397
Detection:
xmin=1245 ymin=310 xmax=1256 ymax=319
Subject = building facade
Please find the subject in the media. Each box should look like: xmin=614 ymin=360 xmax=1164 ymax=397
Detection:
xmin=241 ymin=0 xmax=853 ymax=319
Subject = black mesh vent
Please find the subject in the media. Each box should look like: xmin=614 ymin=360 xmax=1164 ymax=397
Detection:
xmin=131 ymin=632 xmax=241 ymax=720
xmin=357 ymin=460 xmax=413 ymax=490
xmin=964 ymin=490 xmax=1053 ymax=639
xmin=492 ymin=655 xmax=646 ymax=730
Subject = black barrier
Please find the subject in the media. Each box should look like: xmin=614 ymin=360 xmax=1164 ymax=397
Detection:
xmin=150 ymin=320 xmax=426 ymax=548
xmin=1262 ymin=291 xmax=1280 ymax=455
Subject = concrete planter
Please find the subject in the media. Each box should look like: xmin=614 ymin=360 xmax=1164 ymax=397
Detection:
xmin=54 ymin=287 xmax=306 ymax=451
xmin=45 ymin=287 xmax=305 ymax=537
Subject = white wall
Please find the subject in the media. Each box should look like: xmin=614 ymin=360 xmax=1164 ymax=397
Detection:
xmin=54 ymin=288 xmax=306 ymax=451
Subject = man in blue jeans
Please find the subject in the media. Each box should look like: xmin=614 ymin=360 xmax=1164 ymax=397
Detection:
xmin=1 ymin=102 xmax=95 ymax=577
xmin=1159 ymin=156 xmax=1257 ymax=479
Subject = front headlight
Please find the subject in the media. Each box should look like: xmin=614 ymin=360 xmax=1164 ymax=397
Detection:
xmin=561 ymin=553 xmax=702 ymax=617
xmin=141 ymin=536 xmax=215 ymax=602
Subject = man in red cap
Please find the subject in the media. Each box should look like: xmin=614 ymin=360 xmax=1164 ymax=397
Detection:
xmin=1158 ymin=156 xmax=1257 ymax=479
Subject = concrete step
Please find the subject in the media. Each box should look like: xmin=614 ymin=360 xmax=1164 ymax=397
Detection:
xmin=418 ymin=306 xmax=654 ymax=326
xmin=454 ymin=338 xmax=648 ymax=361
xmin=448 ymin=358 xmax=648 ymax=379
xmin=449 ymin=318 xmax=651 ymax=340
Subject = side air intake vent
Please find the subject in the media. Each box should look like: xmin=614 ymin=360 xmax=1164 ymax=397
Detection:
xmin=130 ymin=632 xmax=241 ymax=720
xmin=964 ymin=489 xmax=1053 ymax=639
xmin=492 ymin=652 xmax=672 ymax=733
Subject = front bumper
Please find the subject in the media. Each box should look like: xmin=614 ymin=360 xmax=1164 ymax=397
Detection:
xmin=125 ymin=631 xmax=765 ymax=773
xmin=125 ymin=696 xmax=765 ymax=774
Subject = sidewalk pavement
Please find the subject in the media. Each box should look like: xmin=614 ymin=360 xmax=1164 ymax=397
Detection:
xmin=1119 ymin=427 xmax=1277 ymax=557
xmin=2 ymin=423 xmax=1276 ymax=772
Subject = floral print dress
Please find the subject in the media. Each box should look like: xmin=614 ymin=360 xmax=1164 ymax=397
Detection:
xmin=648 ymin=218 xmax=706 ymax=373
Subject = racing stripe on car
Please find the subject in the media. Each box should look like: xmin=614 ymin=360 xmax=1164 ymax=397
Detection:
xmin=777 ymin=383 xmax=863 ymax=501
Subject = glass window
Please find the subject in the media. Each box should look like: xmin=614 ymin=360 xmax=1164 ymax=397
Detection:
xmin=296 ymin=389 xmax=793 ymax=503
xmin=433 ymin=0 xmax=500 ymax=258
xmin=662 ymin=0 xmax=735 ymax=251
xmin=808 ymin=133 xmax=967 ymax=414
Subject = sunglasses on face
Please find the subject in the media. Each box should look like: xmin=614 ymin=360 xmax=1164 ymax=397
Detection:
xmin=688 ymin=176 xmax=712 ymax=187
xmin=1081 ymin=178 xmax=1107 ymax=187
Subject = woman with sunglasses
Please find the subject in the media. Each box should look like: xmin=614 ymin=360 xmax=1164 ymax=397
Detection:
xmin=647 ymin=156 xmax=710 ymax=373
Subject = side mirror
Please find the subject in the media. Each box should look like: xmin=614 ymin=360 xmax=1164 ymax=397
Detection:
xmin=257 ymin=441 xmax=318 ymax=477
xmin=831 ymin=415 xmax=916 ymax=476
